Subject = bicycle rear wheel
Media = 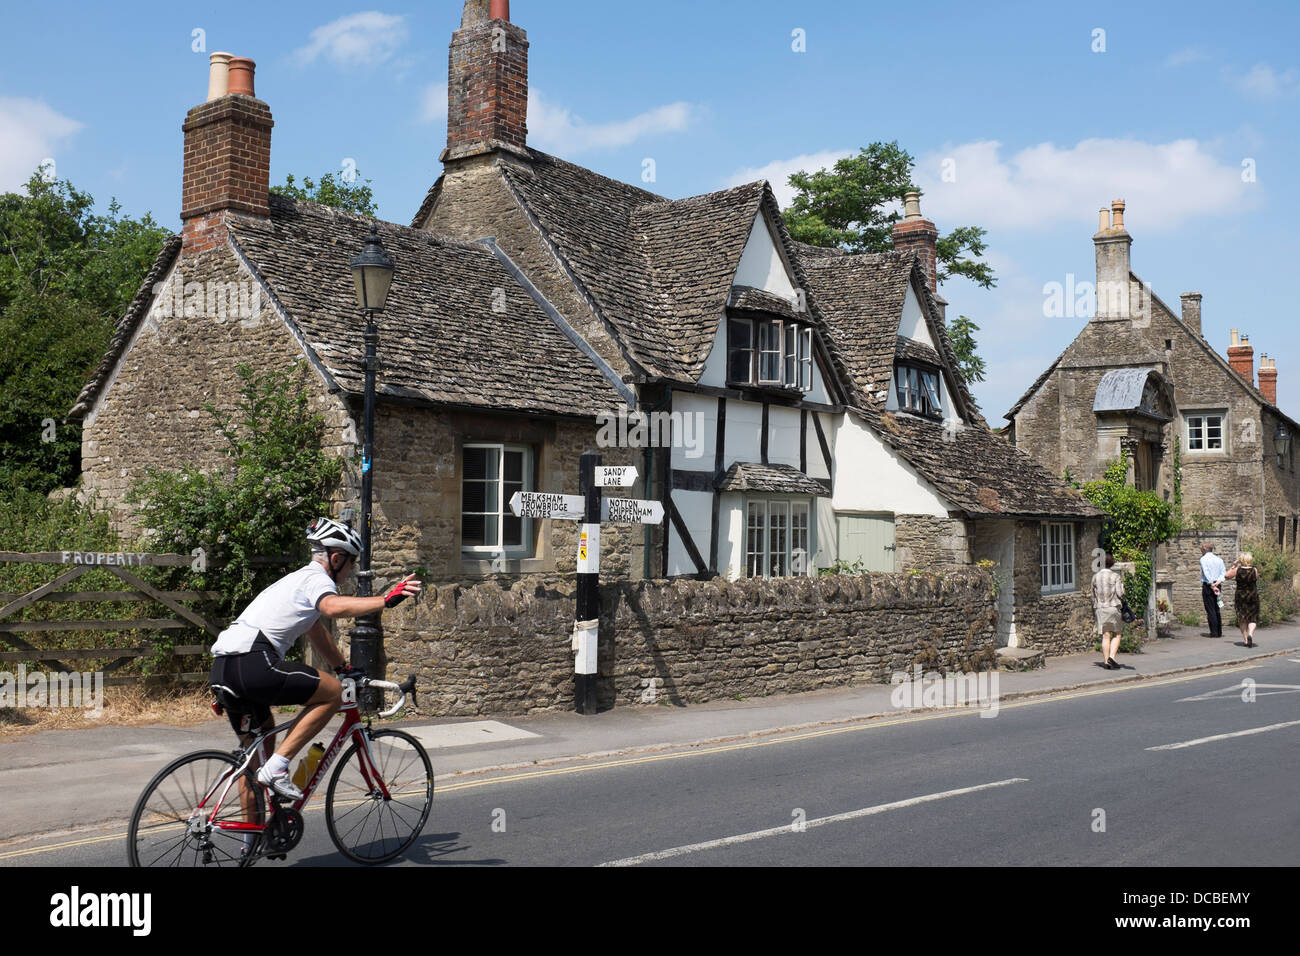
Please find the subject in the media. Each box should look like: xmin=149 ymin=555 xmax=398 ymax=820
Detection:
xmin=127 ymin=750 xmax=265 ymax=867
xmin=325 ymin=729 xmax=433 ymax=864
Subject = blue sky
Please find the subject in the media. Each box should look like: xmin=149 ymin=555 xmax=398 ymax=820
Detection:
xmin=3 ymin=0 xmax=1297 ymax=422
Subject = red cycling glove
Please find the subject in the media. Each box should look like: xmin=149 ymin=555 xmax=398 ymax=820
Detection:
xmin=383 ymin=581 xmax=411 ymax=608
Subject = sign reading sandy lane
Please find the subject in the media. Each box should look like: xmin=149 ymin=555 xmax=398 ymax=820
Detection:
xmin=602 ymin=497 xmax=664 ymax=524
xmin=594 ymin=465 xmax=638 ymax=487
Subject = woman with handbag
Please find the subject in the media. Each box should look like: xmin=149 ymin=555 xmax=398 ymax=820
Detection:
xmin=1091 ymin=553 xmax=1126 ymax=670
xmin=1225 ymin=552 xmax=1260 ymax=648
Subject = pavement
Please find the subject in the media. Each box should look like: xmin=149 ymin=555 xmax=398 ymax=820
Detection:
xmin=3 ymin=621 xmax=1298 ymax=848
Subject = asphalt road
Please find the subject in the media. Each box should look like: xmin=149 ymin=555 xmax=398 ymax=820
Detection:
xmin=6 ymin=656 xmax=1299 ymax=867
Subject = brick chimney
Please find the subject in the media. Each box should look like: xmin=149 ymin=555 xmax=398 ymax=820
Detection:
xmin=1179 ymin=291 xmax=1202 ymax=336
xmin=444 ymin=0 xmax=529 ymax=162
xmin=181 ymin=52 xmax=273 ymax=251
xmin=1093 ymin=199 xmax=1132 ymax=320
xmin=1258 ymin=355 xmax=1278 ymax=405
xmin=891 ymin=191 xmax=938 ymax=294
xmin=1227 ymin=329 xmax=1255 ymax=385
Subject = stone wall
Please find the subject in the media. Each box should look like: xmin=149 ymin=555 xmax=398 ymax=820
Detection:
xmin=895 ymin=514 xmax=970 ymax=569
xmin=382 ymin=566 xmax=999 ymax=716
xmin=1156 ymin=528 xmax=1240 ymax=625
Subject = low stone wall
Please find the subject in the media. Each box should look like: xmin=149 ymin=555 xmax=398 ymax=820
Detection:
xmin=382 ymin=567 xmax=998 ymax=716
xmin=1157 ymin=529 xmax=1240 ymax=625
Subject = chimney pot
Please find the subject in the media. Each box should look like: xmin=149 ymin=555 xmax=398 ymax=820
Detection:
xmin=1098 ymin=208 xmax=1110 ymax=232
xmin=207 ymin=52 xmax=233 ymax=101
xmin=903 ymin=190 xmax=922 ymax=219
xmin=490 ymin=0 xmax=510 ymax=20
xmin=227 ymin=57 xmax=256 ymax=97
xmin=1110 ymin=199 xmax=1126 ymax=231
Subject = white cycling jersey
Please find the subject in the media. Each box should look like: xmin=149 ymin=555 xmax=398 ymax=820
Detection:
xmin=211 ymin=562 xmax=339 ymax=658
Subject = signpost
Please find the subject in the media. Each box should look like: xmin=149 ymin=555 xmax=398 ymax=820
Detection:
xmin=508 ymin=455 xmax=663 ymax=715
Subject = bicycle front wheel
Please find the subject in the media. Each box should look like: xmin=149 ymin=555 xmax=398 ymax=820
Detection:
xmin=127 ymin=749 xmax=265 ymax=867
xmin=325 ymin=729 xmax=433 ymax=864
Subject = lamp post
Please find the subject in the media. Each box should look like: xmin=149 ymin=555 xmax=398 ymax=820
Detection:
xmin=348 ymin=225 xmax=394 ymax=702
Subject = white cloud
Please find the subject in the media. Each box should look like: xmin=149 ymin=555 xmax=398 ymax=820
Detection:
xmin=0 ymin=97 xmax=82 ymax=192
xmin=418 ymin=83 xmax=699 ymax=154
xmin=1164 ymin=46 xmax=1210 ymax=68
xmin=913 ymin=138 xmax=1251 ymax=232
xmin=723 ymin=150 xmax=854 ymax=207
xmin=527 ymin=89 xmax=697 ymax=154
xmin=1228 ymin=62 xmax=1300 ymax=98
xmin=294 ymin=12 xmax=407 ymax=68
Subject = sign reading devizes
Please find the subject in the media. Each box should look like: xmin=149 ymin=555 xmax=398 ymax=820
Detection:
xmin=508 ymin=492 xmax=587 ymax=521
xmin=594 ymin=465 xmax=638 ymax=487
xmin=601 ymin=497 xmax=664 ymax=524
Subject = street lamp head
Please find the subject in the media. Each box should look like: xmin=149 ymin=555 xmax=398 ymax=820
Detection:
xmin=1273 ymin=422 xmax=1291 ymax=463
xmin=349 ymin=224 xmax=395 ymax=313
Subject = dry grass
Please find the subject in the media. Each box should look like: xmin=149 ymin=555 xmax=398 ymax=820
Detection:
xmin=0 ymin=684 xmax=218 ymax=739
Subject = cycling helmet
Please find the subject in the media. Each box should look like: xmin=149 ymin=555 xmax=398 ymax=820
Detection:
xmin=306 ymin=517 xmax=362 ymax=557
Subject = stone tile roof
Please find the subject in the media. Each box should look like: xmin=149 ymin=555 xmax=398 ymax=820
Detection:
xmin=70 ymin=234 xmax=184 ymax=419
xmin=224 ymin=195 xmax=623 ymax=417
xmin=796 ymin=246 xmax=1098 ymax=519
xmin=895 ymin=334 xmax=943 ymax=367
xmin=717 ymin=461 xmax=830 ymax=496
xmin=879 ymin=413 xmax=1101 ymax=518
xmin=728 ymin=285 xmax=801 ymax=320
xmin=499 ymin=149 xmax=826 ymax=384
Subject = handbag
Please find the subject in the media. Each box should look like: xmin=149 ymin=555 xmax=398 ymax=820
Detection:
xmin=1120 ymin=599 xmax=1136 ymax=623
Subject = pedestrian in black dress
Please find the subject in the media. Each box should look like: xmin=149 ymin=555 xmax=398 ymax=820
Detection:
xmin=1225 ymin=552 xmax=1260 ymax=648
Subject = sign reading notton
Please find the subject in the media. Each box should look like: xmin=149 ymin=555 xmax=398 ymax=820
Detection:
xmin=508 ymin=492 xmax=663 ymax=524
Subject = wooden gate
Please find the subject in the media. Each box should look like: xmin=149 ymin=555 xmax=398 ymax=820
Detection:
xmin=0 ymin=551 xmax=221 ymax=685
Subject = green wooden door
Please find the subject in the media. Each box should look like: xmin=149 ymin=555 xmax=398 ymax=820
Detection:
xmin=837 ymin=514 xmax=896 ymax=571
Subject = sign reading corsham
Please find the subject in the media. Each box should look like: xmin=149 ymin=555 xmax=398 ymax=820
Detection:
xmin=60 ymin=551 xmax=150 ymax=566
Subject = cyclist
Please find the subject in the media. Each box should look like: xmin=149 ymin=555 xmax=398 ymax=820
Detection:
xmin=208 ymin=517 xmax=421 ymax=802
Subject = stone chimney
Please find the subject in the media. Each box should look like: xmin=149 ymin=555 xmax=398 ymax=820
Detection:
xmin=181 ymin=52 xmax=273 ymax=250
xmin=1179 ymin=291 xmax=1202 ymax=336
xmin=1227 ymin=329 xmax=1255 ymax=385
xmin=1258 ymin=355 xmax=1278 ymax=405
xmin=444 ymin=0 xmax=529 ymax=162
xmin=891 ymin=191 xmax=938 ymax=294
xmin=1093 ymin=199 xmax=1132 ymax=320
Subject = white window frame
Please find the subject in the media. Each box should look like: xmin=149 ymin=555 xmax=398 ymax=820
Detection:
xmin=461 ymin=443 xmax=533 ymax=557
xmin=1184 ymin=410 xmax=1226 ymax=454
xmin=784 ymin=324 xmax=798 ymax=386
xmin=799 ymin=328 xmax=813 ymax=391
xmin=758 ymin=319 xmax=783 ymax=384
xmin=1039 ymin=522 xmax=1076 ymax=594
xmin=745 ymin=497 xmax=814 ymax=578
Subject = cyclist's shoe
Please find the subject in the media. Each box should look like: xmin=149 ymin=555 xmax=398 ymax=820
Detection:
xmin=256 ymin=765 xmax=303 ymax=801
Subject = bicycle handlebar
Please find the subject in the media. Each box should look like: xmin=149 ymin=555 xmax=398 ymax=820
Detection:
xmin=361 ymin=674 xmax=418 ymax=718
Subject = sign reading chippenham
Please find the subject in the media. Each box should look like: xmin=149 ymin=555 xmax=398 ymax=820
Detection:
xmin=509 ymin=454 xmax=664 ymax=715
xmin=0 ymin=665 xmax=104 ymax=717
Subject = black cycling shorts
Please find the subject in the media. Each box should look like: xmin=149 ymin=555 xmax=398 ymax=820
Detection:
xmin=209 ymin=635 xmax=321 ymax=736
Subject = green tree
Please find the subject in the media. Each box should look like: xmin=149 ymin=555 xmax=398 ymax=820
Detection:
xmin=0 ymin=170 xmax=170 ymax=493
xmin=125 ymin=363 xmax=343 ymax=621
xmin=783 ymin=142 xmax=995 ymax=289
xmin=946 ymin=315 xmax=987 ymax=387
xmin=271 ymin=171 xmax=377 ymax=217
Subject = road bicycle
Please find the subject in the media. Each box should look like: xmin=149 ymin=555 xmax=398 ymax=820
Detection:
xmin=127 ymin=673 xmax=432 ymax=866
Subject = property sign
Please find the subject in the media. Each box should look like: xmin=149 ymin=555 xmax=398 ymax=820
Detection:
xmin=594 ymin=465 xmax=638 ymax=487
xmin=509 ymin=492 xmax=587 ymax=521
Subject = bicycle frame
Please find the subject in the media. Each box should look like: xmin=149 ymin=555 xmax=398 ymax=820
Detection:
xmin=199 ymin=677 xmax=390 ymax=839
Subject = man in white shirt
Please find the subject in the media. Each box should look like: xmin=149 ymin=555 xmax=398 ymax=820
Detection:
xmin=209 ymin=517 xmax=420 ymax=800
xmin=1199 ymin=542 xmax=1226 ymax=638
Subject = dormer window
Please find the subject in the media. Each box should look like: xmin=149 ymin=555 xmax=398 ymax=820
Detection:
xmin=728 ymin=317 xmax=813 ymax=391
xmin=896 ymin=361 xmax=942 ymax=418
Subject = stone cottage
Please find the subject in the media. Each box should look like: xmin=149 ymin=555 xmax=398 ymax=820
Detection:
xmin=1005 ymin=199 xmax=1300 ymax=620
xmin=68 ymin=0 xmax=1101 ymax=676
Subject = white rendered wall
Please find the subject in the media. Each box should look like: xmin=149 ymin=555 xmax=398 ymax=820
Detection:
xmin=831 ymin=412 xmax=951 ymax=516
xmin=733 ymin=215 xmax=797 ymax=300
